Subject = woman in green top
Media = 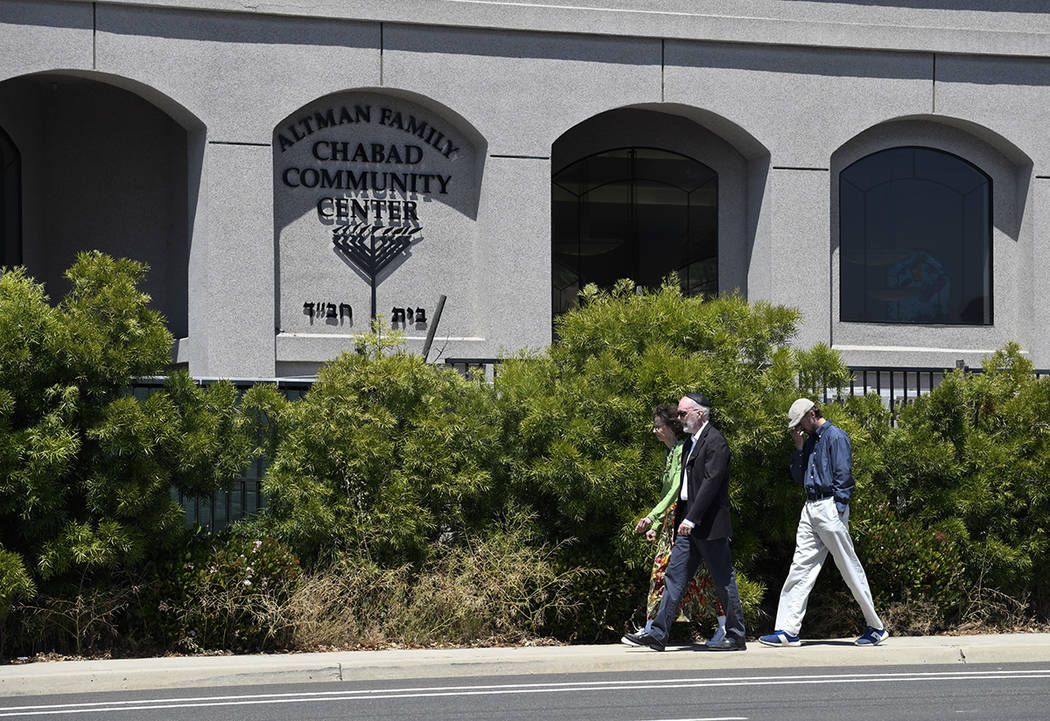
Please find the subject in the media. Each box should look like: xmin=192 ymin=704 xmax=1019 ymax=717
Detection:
xmin=625 ymin=403 xmax=726 ymax=642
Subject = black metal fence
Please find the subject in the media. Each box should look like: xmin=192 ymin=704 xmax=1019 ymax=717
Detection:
xmin=442 ymin=358 xmax=1050 ymax=419
xmin=442 ymin=358 xmax=501 ymax=381
xmin=140 ymin=362 xmax=1048 ymax=530
xmin=127 ymin=376 xmax=312 ymax=533
xmin=821 ymin=365 xmax=1050 ymax=416
xmin=825 ymin=366 xmax=951 ymax=415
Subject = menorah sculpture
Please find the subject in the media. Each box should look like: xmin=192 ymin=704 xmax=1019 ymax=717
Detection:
xmin=332 ymin=222 xmax=422 ymax=319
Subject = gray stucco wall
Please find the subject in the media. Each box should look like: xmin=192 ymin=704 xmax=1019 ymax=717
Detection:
xmin=2 ymin=0 xmax=1049 ymax=376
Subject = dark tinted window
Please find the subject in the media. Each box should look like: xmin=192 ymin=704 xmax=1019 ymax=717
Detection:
xmin=552 ymin=148 xmax=717 ymax=316
xmin=840 ymin=146 xmax=991 ymax=325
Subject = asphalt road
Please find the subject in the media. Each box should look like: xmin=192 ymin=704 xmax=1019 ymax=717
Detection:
xmin=2 ymin=663 xmax=1049 ymax=721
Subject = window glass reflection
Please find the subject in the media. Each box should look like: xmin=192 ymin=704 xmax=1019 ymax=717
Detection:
xmin=839 ymin=147 xmax=991 ymax=325
xmin=552 ymin=148 xmax=718 ymax=317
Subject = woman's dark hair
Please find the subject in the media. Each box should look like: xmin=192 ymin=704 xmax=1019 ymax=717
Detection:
xmin=653 ymin=403 xmax=683 ymax=435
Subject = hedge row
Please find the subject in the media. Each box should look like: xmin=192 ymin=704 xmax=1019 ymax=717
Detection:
xmin=1 ymin=259 xmax=1046 ymax=656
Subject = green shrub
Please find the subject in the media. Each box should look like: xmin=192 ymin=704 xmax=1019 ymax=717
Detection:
xmin=245 ymin=280 xmax=808 ymax=644
xmin=491 ymin=279 xmax=806 ymax=639
xmin=11 ymin=252 xmax=1049 ymax=652
xmin=0 ymin=254 xmax=259 ymax=656
xmin=0 ymin=547 xmax=34 ymax=653
xmin=865 ymin=343 xmax=1050 ymax=619
xmin=152 ymin=532 xmax=302 ymax=652
xmin=853 ymin=496 xmax=965 ymax=614
xmin=250 ymin=328 xmax=500 ymax=568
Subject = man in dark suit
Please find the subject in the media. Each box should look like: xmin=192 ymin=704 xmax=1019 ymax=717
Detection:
xmin=624 ymin=393 xmax=747 ymax=651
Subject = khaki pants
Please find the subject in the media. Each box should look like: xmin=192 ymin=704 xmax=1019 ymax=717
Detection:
xmin=774 ymin=497 xmax=883 ymax=636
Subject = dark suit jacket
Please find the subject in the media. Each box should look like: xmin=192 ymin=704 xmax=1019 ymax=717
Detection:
xmin=681 ymin=422 xmax=733 ymax=540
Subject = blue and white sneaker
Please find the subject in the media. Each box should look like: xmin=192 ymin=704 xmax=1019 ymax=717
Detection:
xmin=855 ymin=627 xmax=889 ymax=646
xmin=758 ymin=630 xmax=801 ymax=647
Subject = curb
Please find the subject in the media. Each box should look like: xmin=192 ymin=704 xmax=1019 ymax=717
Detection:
xmin=2 ymin=633 xmax=1049 ymax=697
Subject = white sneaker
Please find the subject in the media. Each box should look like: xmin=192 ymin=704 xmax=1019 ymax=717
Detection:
xmin=705 ymin=625 xmax=727 ymax=646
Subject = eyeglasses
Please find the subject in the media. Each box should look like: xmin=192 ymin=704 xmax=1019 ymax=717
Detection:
xmin=676 ymin=408 xmax=699 ymax=418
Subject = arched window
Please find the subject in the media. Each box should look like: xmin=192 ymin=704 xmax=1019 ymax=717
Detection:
xmin=0 ymin=75 xmax=195 ymax=338
xmin=840 ymin=146 xmax=991 ymax=325
xmin=552 ymin=147 xmax=717 ymax=316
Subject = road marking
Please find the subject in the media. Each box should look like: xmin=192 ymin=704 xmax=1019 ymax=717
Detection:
xmin=1 ymin=669 xmax=1048 ymax=717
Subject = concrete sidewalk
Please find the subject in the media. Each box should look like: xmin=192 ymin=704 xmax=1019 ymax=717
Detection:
xmin=2 ymin=633 xmax=1049 ymax=697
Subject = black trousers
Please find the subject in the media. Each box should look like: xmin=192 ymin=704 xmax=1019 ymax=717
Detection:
xmin=649 ymin=531 xmax=746 ymax=644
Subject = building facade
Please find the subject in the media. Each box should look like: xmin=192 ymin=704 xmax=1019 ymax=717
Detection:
xmin=2 ymin=0 xmax=1049 ymax=378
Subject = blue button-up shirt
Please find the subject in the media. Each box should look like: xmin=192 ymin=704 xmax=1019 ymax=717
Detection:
xmin=789 ymin=420 xmax=853 ymax=513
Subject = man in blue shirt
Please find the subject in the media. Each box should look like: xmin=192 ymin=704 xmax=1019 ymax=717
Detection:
xmin=759 ymin=398 xmax=889 ymax=647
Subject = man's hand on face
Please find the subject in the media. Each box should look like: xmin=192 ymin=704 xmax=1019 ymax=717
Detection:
xmin=792 ymin=426 xmax=805 ymax=449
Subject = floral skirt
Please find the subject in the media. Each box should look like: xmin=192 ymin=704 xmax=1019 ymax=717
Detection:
xmin=645 ymin=501 xmax=725 ymax=622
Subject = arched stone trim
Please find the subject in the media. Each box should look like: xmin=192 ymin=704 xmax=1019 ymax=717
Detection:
xmin=830 ymin=116 xmax=1035 ymax=368
xmin=550 ymin=105 xmax=771 ymax=310
xmin=19 ymin=69 xmax=207 ymax=136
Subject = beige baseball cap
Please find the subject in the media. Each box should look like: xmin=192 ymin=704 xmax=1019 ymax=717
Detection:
xmin=787 ymin=398 xmax=815 ymax=428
